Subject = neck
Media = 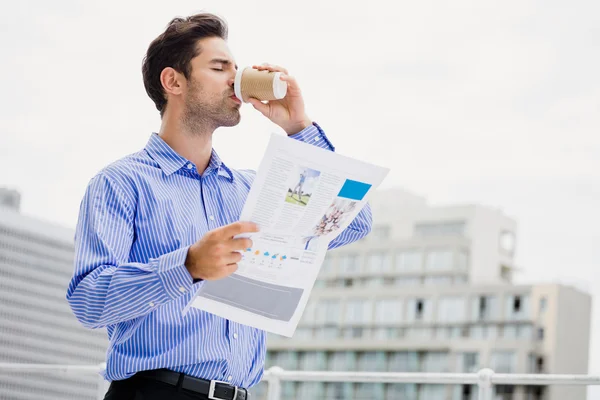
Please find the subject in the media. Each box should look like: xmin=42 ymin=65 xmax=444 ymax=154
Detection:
xmin=158 ymin=107 xmax=214 ymax=174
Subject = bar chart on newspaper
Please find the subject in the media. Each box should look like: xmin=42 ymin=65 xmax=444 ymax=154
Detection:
xmin=186 ymin=133 xmax=389 ymax=336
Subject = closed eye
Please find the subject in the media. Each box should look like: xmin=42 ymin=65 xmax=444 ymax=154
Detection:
xmin=211 ymin=68 xmax=224 ymax=72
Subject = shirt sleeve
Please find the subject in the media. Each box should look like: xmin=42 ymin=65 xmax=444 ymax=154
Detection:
xmin=66 ymin=173 xmax=200 ymax=329
xmin=289 ymin=122 xmax=373 ymax=248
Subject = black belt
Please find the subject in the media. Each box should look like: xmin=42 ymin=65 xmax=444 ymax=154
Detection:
xmin=136 ymin=369 xmax=248 ymax=400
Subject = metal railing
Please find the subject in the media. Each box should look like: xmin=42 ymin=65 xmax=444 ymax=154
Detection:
xmin=1 ymin=363 xmax=599 ymax=400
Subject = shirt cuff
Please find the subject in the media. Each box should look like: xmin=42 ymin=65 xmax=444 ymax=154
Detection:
xmin=288 ymin=122 xmax=335 ymax=152
xmin=152 ymin=246 xmax=195 ymax=300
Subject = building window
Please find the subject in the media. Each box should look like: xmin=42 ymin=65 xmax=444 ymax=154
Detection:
xmin=328 ymin=352 xmax=356 ymax=371
xmin=386 ymin=383 xmax=418 ymax=400
xmin=395 ymin=277 xmax=422 ymax=286
xmin=458 ymin=352 xmax=479 ymax=373
xmin=318 ymin=299 xmax=340 ymax=323
xmin=471 ymin=295 xmax=498 ymax=321
xmin=505 ymin=294 xmax=530 ymax=320
xmin=539 ymin=297 xmax=547 ymax=314
xmin=414 ymin=220 xmax=466 ymax=236
xmin=425 ymin=249 xmax=454 ymax=271
xmin=367 ymin=251 xmax=392 ymax=273
xmin=374 ymin=299 xmax=403 ymax=324
xmin=357 ymin=352 xmax=387 ymax=372
xmin=406 ymin=298 xmax=431 ymax=322
xmin=422 ymin=352 xmax=449 ymax=372
xmin=395 ymin=250 xmax=422 ymax=272
xmin=437 ymin=297 xmax=466 ymax=322
xmin=491 ymin=351 xmax=516 ymax=373
xmin=537 ymin=327 xmax=544 ymax=341
xmin=388 ymin=352 xmax=420 ymax=372
xmin=338 ymin=254 xmax=360 ymax=274
xmin=372 ymin=225 xmax=391 ymax=240
xmin=345 ymin=299 xmax=372 ymax=324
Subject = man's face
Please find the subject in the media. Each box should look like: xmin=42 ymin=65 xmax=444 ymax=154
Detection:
xmin=182 ymin=37 xmax=241 ymax=130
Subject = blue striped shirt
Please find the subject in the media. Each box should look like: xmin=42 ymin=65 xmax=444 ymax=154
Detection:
xmin=66 ymin=123 xmax=372 ymax=388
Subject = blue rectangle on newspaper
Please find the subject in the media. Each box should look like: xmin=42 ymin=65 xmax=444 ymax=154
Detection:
xmin=337 ymin=180 xmax=372 ymax=201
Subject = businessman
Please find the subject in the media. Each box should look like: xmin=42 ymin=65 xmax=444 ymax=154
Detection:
xmin=67 ymin=12 xmax=372 ymax=400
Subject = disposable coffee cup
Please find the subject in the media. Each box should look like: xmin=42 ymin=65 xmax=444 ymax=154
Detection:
xmin=234 ymin=67 xmax=288 ymax=103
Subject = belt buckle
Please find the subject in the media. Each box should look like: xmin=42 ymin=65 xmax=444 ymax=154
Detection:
xmin=208 ymin=380 xmax=239 ymax=400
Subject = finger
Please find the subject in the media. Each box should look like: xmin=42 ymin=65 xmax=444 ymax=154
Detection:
xmin=222 ymin=251 xmax=243 ymax=265
xmin=253 ymin=64 xmax=289 ymax=75
xmin=223 ymin=263 xmax=239 ymax=276
xmin=228 ymin=237 xmax=253 ymax=251
xmin=278 ymin=74 xmax=299 ymax=92
xmin=248 ymin=98 xmax=271 ymax=116
xmin=219 ymin=221 xmax=260 ymax=238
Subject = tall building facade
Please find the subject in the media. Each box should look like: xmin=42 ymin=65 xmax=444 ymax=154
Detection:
xmin=259 ymin=189 xmax=591 ymax=400
xmin=0 ymin=189 xmax=108 ymax=400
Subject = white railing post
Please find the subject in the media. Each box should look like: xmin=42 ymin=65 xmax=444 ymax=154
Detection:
xmin=477 ymin=368 xmax=494 ymax=400
xmin=266 ymin=366 xmax=283 ymax=400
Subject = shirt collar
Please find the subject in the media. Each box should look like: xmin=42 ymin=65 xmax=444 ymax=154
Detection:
xmin=144 ymin=133 xmax=234 ymax=181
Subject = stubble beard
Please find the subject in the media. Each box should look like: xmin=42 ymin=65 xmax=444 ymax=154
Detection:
xmin=182 ymin=81 xmax=241 ymax=137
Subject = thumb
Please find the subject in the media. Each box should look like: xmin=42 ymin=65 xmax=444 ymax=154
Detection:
xmin=248 ymin=98 xmax=270 ymax=117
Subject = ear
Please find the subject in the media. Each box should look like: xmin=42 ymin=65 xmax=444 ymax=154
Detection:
xmin=160 ymin=67 xmax=185 ymax=96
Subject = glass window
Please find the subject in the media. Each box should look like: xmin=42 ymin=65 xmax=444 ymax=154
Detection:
xmin=389 ymin=352 xmax=420 ymax=372
xmin=405 ymin=327 xmax=433 ymax=339
xmin=338 ymin=253 xmax=360 ymax=274
xmin=328 ymin=351 xmax=356 ymax=371
xmin=299 ymin=352 xmax=326 ymax=370
xmin=471 ymin=295 xmax=499 ymax=321
xmin=424 ymin=276 xmax=453 ymax=286
xmin=272 ymin=351 xmax=298 ymax=370
xmin=372 ymin=225 xmax=391 ymax=240
xmin=395 ymin=277 xmax=422 ymax=286
xmin=437 ymin=297 xmax=466 ymax=322
xmin=320 ymin=255 xmax=333 ymax=274
xmin=503 ymin=325 xmax=517 ymax=339
xmin=357 ymin=352 xmax=387 ymax=372
xmin=539 ymin=297 xmax=547 ymax=314
xmin=356 ymin=383 xmax=385 ymax=399
xmin=491 ymin=351 xmax=516 ymax=373
xmin=346 ymin=298 xmax=372 ymax=324
xmin=387 ymin=383 xmax=418 ymax=400
xmin=301 ymin=301 xmax=316 ymax=323
xmin=374 ymin=299 xmax=403 ymax=323
xmin=505 ymin=294 xmax=530 ymax=320
xmin=457 ymin=352 xmax=479 ymax=373
xmin=316 ymin=299 xmax=340 ymax=323
xmin=395 ymin=250 xmax=423 ymax=272
xmin=314 ymin=327 xmax=339 ymax=339
xmin=325 ymin=383 xmax=353 ymax=400
xmin=421 ymin=384 xmax=447 ymax=400
xmin=425 ymin=249 xmax=454 ymax=271
xmin=422 ymin=352 xmax=449 ymax=372
xmin=364 ymin=277 xmax=384 ymax=287
xmin=457 ymin=250 xmax=469 ymax=271
xmin=367 ymin=251 xmax=392 ymax=273
xmin=406 ymin=298 xmax=432 ymax=322
xmin=296 ymin=382 xmax=324 ymax=400
xmin=414 ymin=220 xmax=466 ymax=236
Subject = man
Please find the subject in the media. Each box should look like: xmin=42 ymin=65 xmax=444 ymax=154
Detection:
xmin=66 ymin=13 xmax=372 ymax=400
xmin=293 ymin=169 xmax=307 ymax=200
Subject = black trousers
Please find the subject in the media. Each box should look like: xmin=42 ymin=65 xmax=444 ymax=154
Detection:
xmin=103 ymin=375 xmax=210 ymax=400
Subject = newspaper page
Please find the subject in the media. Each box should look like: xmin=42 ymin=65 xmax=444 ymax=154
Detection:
xmin=186 ymin=133 xmax=389 ymax=336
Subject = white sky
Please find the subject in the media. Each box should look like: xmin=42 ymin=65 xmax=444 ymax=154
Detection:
xmin=1 ymin=0 xmax=599 ymax=396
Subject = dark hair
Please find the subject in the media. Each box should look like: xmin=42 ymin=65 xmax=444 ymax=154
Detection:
xmin=142 ymin=13 xmax=228 ymax=117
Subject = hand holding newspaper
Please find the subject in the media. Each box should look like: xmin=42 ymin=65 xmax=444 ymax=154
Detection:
xmin=186 ymin=133 xmax=389 ymax=336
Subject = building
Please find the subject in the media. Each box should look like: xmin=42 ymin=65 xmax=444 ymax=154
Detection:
xmin=0 ymin=188 xmax=108 ymax=400
xmin=260 ymin=188 xmax=592 ymax=400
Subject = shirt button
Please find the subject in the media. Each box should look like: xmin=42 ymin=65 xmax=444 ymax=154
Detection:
xmin=179 ymin=286 xmax=186 ymax=293
xmin=149 ymin=302 xmax=154 ymax=307
xmin=186 ymin=163 xmax=193 ymax=169
xmin=233 ymin=333 xmax=238 ymax=339
xmin=208 ymin=215 xmax=215 ymax=221
xmin=227 ymin=376 xmax=232 ymax=381
xmin=313 ymin=136 xmax=319 ymax=141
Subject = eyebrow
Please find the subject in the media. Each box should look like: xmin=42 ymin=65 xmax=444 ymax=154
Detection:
xmin=209 ymin=58 xmax=238 ymax=70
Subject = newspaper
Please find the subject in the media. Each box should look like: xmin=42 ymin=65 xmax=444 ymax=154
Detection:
xmin=186 ymin=133 xmax=389 ymax=336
